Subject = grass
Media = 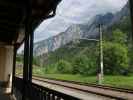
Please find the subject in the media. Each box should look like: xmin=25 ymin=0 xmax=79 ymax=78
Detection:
xmin=34 ymin=73 xmax=97 ymax=83
xmin=33 ymin=71 xmax=133 ymax=90
xmin=104 ymin=76 xmax=133 ymax=89
xmin=16 ymin=66 xmax=133 ymax=90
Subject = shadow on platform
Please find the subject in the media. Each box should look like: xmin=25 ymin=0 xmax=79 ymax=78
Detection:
xmin=0 ymin=91 xmax=10 ymax=100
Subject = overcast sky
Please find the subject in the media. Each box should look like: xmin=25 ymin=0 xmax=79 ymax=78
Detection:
xmin=34 ymin=0 xmax=128 ymax=42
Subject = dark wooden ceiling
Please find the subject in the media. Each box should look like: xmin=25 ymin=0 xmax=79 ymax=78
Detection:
xmin=0 ymin=0 xmax=61 ymax=45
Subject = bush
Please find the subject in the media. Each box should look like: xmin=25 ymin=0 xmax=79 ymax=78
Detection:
xmin=56 ymin=60 xmax=72 ymax=74
xmin=72 ymin=55 xmax=97 ymax=76
xmin=45 ymin=64 xmax=58 ymax=74
xmin=103 ymin=42 xmax=129 ymax=75
xmin=112 ymin=29 xmax=126 ymax=44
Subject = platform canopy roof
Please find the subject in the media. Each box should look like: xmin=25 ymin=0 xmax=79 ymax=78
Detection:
xmin=0 ymin=0 xmax=61 ymax=46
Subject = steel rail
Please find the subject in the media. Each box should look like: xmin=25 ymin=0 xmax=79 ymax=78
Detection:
xmin=31 ymin=75 xmax=133 ymax=100
xmin=32 ymin=75 xmax=133 ymax=93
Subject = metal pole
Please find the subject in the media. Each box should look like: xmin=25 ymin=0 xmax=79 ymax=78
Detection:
xmin=99 ymin=24 xmax=104 ymax=84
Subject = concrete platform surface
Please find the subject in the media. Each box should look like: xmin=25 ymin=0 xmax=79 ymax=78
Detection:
xmin=0 ymin=92 xmax=10 ymax=100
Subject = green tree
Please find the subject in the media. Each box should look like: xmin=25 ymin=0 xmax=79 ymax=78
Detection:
xmin=103 ymin=42 xmax=129 ymax=75
xmin=128 ymin=45 xmax=133 ymax=73
xmin=16 ymin=54 xmax=23 ymax=62
xmin=56 ymin=60 xmax=72 ymax=74
xmin=45 ymin=64 xmax=58 ymax=74
xmin=72 ymin=55 xmax=97 ymax=76
xmin=112 ymin=29 xmax=126 ymax=44
xmin=33 ymin=57 xmax=40 ymax=66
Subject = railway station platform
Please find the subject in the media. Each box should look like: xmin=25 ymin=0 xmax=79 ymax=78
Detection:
xmin=0 ymin=92 xmax=10 ymax=100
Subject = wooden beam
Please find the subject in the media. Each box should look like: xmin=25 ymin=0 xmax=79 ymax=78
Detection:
xmin=0 ymin=25 xmax=18 ymax=32
xmin=0 ymin=20 xmax=20 ymax=26
xmin=0 ymin=0 xmax=25 ymax=8
xmin=0 ymin=15 xmax=22 ymax=23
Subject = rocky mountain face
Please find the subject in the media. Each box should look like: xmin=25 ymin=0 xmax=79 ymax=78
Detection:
xmin=34 ymin=2 xmax=129 ymax=56
xmin=34 ymin=25 xmax=83 ymax=56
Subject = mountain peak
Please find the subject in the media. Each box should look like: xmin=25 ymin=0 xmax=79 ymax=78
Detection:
xmin=34 ymin=3 xmax=129 ymax=56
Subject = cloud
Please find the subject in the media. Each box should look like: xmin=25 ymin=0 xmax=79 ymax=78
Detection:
xmin=34 ymin=0 xmax=128 ymax=42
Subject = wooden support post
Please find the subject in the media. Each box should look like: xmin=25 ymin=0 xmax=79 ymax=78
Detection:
xmin=23 ymin=29 xmax=30 ymax=81
xmin=11 ymin=45 xmax=17 ymax=94
xmin=22 ymin=1 xmax=33 ymax=99
xmin=22 ymin=21 xmax=34 ymax=100
xmin=22 ymin=26 xmax=30 ymax=100
xmin=29 ymin=29 xmax=34 ymax=82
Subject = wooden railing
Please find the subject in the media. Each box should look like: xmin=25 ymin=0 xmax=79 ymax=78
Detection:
xmin=14 ymin=77 xmax=80 ymax=100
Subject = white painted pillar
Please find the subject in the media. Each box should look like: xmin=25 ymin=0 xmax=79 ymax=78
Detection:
xmin=0 ymin=46 xmax=14 ymax=93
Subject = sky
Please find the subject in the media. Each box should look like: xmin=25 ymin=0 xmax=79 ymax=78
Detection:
xmin=18 ymin=0 xmax=128 ymax=53
xmin=34 ymin=0 xmax=128 ymax=42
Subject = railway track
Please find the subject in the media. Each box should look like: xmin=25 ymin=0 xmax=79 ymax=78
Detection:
xmin=31 ymin=75 xmax=133 ymax=100
xmin=33 ymin=75 xmax=133 ymax=93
